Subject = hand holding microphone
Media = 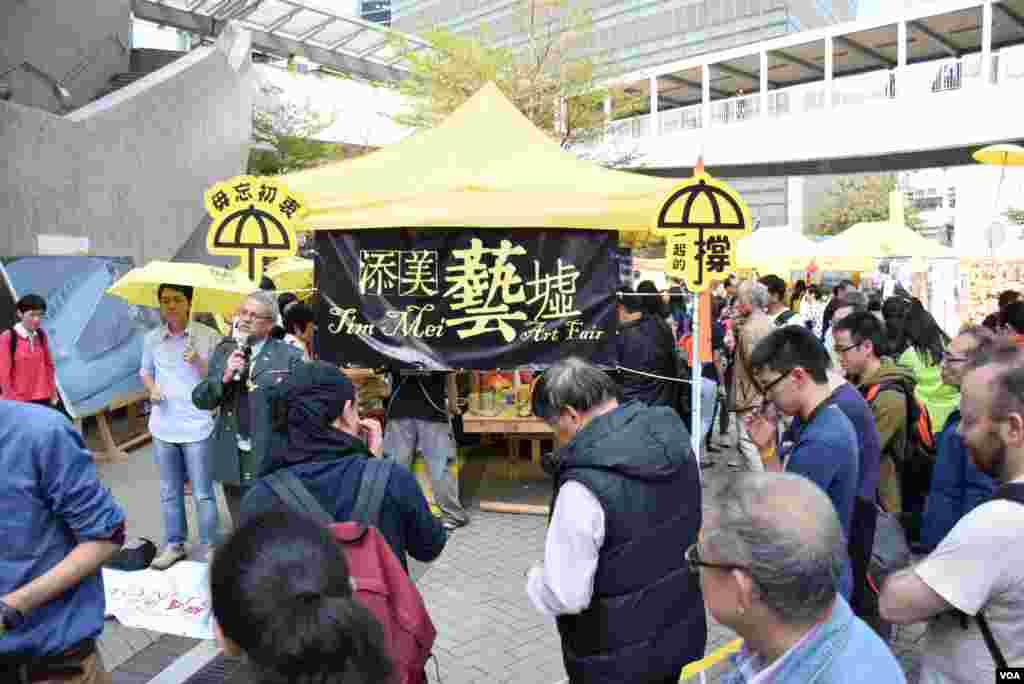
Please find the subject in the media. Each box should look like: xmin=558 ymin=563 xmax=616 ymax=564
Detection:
xmin=222 ymin=336 xmax=254 ymax=384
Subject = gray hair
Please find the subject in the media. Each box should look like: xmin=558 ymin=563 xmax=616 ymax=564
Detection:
xmin=704 ymin=472 xmax=845 ymax=625
xmin=841 ymin=289 xmax=868 ymax=312
xmin=246 ymin=289 xmax=280 ymax=322
xmin=539 ymin=357 xmax=621 ymax=424
xmin=738 ymin=280 xmax=770 ymax=312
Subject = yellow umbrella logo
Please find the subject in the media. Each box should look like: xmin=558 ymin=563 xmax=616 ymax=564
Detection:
xmin=653 ymin=160 xmax=752 ymax=292
xmin=204 ymin=175 xmax=307 ymax=282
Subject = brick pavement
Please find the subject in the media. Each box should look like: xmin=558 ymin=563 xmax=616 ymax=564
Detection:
xmin=94 ymin=429 xmax=923 ymax=683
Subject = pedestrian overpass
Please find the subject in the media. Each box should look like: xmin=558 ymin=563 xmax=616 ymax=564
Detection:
xmin=590 ymin=0 xmax=1024 ymax=177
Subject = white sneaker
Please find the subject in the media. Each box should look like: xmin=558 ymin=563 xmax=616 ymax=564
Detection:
xmin=150 ymin=544 xmax=187 ymax=570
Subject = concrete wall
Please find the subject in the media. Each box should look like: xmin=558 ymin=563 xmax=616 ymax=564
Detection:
xmin=0 ymin=0 xmax=131 ymax=112
xmin=1 ymin=24 xmax=255 ymax=266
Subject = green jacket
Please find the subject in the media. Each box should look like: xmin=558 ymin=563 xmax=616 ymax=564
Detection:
xmin=898 ymin=348 xmax=959 ymax=431
xmin=192 ymin=337 xmax=304 ymax=485
xmin=858 ymin=358 xmax=917 ymax=466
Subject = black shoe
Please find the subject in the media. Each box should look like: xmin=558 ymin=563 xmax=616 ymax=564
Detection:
xmin=443 ymin=517 xmax=469 ymax=531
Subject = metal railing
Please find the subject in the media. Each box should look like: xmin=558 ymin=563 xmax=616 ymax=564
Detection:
xmin=603 ymin=46 xmax=1022 ymax=144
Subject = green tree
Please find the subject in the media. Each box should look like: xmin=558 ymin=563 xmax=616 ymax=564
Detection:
xmin=248 ymin=83 xmax=369 ymax=175
xmin=390 ymin=0 xmax=642 ymax=151
xmin=1005 ymin=206 xmax=1024 ymax=226
xmin=810 ymin=175 xmax=923 ymax=236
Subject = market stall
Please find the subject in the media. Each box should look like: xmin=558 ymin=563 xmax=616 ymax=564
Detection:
xmin=276 ymin=83 xmax=681 ymax=501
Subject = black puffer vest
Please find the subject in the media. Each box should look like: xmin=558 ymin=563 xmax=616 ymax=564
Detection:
xmin=553 ymin=403 xmax=707 ymax=683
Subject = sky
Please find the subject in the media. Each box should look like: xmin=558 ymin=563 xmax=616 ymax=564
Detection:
xmin=857 ymin=0 xmax=888 ymax=20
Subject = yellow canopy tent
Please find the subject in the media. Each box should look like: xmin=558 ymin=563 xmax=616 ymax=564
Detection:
xmin=736 ymin=228 xmax=822 ymax=276
xmin=813 ymin=192 xmax=955 ymax=261
xmin=281 ymin=83 xmax=678 ymax=232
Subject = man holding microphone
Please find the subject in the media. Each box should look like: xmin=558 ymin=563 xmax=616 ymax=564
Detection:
xmin=193 ymin=291 xmax=303 ymax=529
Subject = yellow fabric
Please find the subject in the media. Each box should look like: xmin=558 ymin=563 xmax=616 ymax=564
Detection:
xmin=265 ymin=256 xmax=315 ymax=297
xmin=280 ymin=83 xmax=679 ymax=233
xmin=973 ymin=143 xmax=1024 ymax=166
xmin=814 ymin=221 xmax=954 ymax=260
xmin=107 ymin=261 xmax=256 ymax=318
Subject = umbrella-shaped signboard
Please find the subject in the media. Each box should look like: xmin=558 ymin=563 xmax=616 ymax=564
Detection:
xmin=654 ymin=160 xmax=753 ymax=292
xmin=204 ymin=175 xmax=307 ymax=283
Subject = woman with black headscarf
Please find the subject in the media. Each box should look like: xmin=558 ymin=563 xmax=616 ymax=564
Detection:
xmin=239 ymin=361 xmax=447 ymax=571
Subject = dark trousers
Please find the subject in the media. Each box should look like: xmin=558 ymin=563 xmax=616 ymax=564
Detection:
xmin=222 ymin=482 xmax=253 ymax=531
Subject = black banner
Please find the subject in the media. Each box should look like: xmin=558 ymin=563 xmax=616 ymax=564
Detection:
xmin=315 ymin=229 xmax=623 ymax=369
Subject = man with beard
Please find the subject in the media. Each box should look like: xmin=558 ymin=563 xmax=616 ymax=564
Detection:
xmin=880 ymin=341 xmax=1024 ymax=681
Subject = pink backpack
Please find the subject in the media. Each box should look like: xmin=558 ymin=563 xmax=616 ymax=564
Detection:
xmin=263 ymin=466 xmax=437 ymax=684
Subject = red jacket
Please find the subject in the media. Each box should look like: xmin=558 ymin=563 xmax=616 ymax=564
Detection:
xmin=0 ymin=328 xmax=57 ymax=402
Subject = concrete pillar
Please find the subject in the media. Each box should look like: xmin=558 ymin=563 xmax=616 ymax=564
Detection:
xmin=982 ymin=0 xmax=994 ymax=85
xmin=897 ymin=21 xmax=907 ymax=97
xmin=824 ymin=35 xmax=834 ymax=109
xmin=787 ymin=177 xmax=806 ymax=232
xmin=649 ymin=75 xmax=659 ymax=136
xmin=702 ymin=63 xmax=711 ymax=128
xmin=760 ymin=50 xmax=769 ymax=117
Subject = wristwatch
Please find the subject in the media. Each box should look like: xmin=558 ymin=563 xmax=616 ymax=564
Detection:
xmin=0 ymin=600 xmax=25 ymax=636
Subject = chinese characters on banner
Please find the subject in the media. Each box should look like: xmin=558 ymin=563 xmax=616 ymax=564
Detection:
xmin=204 ymin=175 xmax=307 ymax=282
xmin=317 ymin=230 xmax=621 ymax=369
xmin=655 ymin=170 xmax=752 ymax=292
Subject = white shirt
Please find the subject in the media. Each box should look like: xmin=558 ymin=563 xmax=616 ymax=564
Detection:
xmin=915 ymin=476 xmax=1024 ymax=683
xmin=525 ymin=481 xmax=606 ymax=618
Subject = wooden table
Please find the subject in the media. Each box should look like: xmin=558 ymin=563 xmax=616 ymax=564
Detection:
xmin=75 ymin=390 xmax=152 ymax=462
xmin=462 ymin=405 xmax=553 ymax=480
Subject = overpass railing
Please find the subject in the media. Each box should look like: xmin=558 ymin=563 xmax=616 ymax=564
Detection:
xmin=606 ymin=45 xmax=1024 ymax=142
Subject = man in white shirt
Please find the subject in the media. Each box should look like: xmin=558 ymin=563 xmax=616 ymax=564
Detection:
xmin=881 ymin=341 xmax=1024 ymax=681
xmin=526 ymin=357 xmax=706 ymax=684
xmin=141 ymin=284 xmax=223 ymax=568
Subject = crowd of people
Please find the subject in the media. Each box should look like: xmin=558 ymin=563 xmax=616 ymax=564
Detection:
xmin=2 ymin=273 xmax=1023 ymax=683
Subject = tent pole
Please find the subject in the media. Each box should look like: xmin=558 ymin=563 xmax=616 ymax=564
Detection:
xmin=691 ymin=291 xmax=703 ymax=483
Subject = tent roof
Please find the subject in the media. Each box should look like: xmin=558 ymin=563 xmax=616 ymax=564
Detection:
xmin=738 ymin=227 xmax=874 ymax=274
xmin=814 ymin=221 xmax=956 ymax=259
xmin=281 ymin=83 xmax=679 ymax=232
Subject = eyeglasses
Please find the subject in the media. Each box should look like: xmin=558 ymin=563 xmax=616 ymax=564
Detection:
xmin=237 ymin=308 xmax=273 ymax=321
xmin=685 ymin=543 xmax=749 ymax=577
xmin=942 ymin=353 xmax=970 ymax=365
xmin=833 ymin=341 xmax=862 ymax=355
xmin=759 ymin=369 xmax=793 ymax=397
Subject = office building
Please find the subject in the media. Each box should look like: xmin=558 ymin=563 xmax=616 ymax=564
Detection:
xmin=362 ymin=0 xmax=392 ymax=26
xmin=393 ymin=1 xmax=859 ymax=75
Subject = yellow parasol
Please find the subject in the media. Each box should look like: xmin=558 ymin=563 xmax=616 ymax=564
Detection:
xmin=265 ymin=256 xmax=314 ymax=298
xmin=972 ymin=143 xmax=1024 ymax=166
xmin=973 ymin=145 xmax=1024 ymax=253
xmin=107 ymin=261 xmax=258 ymax=318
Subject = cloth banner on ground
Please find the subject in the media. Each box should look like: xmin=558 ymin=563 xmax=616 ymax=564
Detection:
xmin=102 ymin=562 xmax=214 ymax=640
xmin=316 ymin=229 xmax=622 ymax=369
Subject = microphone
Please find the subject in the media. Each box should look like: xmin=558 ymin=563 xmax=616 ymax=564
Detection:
xmin=233 ymin=335 xmax=254 ymax=382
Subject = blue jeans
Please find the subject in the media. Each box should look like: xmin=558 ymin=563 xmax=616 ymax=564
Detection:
xmin=153 ymin=436 xmax=219 ymax=546
xmin=700 ymin=379 xmax=718 ymax=444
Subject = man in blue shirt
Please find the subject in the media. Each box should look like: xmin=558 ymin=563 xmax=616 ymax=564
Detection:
xmin=0 ymin=400 xmax=125 ymax=683
xmin=141 ymin=283 xmax=223 ymax=569
xmin=744 ymin=325 xmax=860 ymax=600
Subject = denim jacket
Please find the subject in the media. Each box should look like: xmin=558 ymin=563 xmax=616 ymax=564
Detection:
xmin=919 ymin=410 xmax=997 ymax=552
xmin=719 ymin=596 xmax=906 ymax=684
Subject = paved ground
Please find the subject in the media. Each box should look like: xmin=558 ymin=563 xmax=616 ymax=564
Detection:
xmin=93 ymin=424 xmax=924 ymax=683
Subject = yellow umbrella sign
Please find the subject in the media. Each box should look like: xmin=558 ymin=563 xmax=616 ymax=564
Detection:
xmin=204 ymin=175 xmax=307 ymax=283
xmin=654 ymin=161 xmax=753 ymax=292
